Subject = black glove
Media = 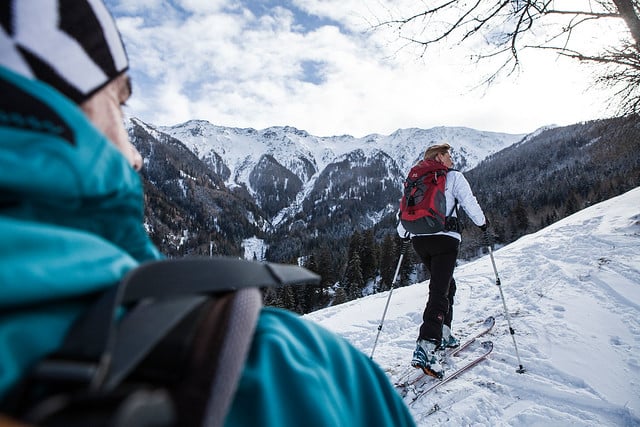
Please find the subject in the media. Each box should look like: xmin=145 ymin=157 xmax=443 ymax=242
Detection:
xmin=479 ymin=219 xmax=489 ymax=232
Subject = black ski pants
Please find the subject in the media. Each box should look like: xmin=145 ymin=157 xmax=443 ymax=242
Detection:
xmin=411 ymin=234 xmax=459 ymax=343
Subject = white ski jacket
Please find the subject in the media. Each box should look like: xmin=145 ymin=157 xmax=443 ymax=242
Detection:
xmin=397 ymin=169 xmax=486 ymax=242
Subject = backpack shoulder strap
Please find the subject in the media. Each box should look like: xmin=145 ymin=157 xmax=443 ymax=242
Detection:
xmin=147 ymin=287 xmax=262 ymax=427
xmin=43 ymin=257 xmax=319 ymax=385
xmin=12 ymin=257 xmax=319 ymax=427
xmin=447 ymin=168 xmax=460 ymax=218
xmin=194 ymin=287 xmax=262 ymax=427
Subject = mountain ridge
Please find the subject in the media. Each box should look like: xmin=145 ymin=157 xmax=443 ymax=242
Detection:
xmin=152 ymin=118 xmax=526 ymax=228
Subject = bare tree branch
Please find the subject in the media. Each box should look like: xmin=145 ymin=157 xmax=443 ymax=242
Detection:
xmin=373 ymin=0 xmax=640 ymax=116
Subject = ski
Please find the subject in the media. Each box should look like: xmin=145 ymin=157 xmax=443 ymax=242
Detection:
xmin=394 ymin=316 xmax=495 ymax=393
xmin=448 ymin=316 xmax=495 ymax=358
xmin=408 ymin=341 xmax=494 ymax=406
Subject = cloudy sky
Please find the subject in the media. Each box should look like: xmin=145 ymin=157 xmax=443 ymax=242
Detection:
xmin=105 ymin=0 xmax=623 ymax=137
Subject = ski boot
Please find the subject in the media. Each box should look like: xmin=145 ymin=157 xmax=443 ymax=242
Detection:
xmin=411 ymin=339 xmax=444 ymax=379
xmin=441 ymin=325 xmax=460 ymax=349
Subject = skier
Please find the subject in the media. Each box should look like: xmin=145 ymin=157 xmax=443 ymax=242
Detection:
xmin=398 ymin=143 xmax=487 ymax=378
xmin=0 ymin=2 xmax=415 ymax=426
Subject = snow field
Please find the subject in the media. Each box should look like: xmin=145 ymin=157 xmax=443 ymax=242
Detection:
xmin=307 ymin=187 xmax=640 ymax=426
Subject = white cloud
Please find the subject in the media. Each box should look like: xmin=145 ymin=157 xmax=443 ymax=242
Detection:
xmin=176 ymin=0 xmax=229 ymax=13
xmin=110 ymin=0 xmax=619 ymax=137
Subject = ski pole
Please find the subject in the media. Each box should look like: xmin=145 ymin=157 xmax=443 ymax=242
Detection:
xmin=370 ymin=239 xmax=410 ymax=360
xmin=485 ymin=232 xmax=526 ymax=373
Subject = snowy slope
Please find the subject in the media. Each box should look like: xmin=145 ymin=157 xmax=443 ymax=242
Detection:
xmin=306 ymin=187 xmax=640 ymax=426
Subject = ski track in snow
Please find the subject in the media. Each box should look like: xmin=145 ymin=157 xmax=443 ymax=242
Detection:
xmin=306 ymin=187 xmax=640 ymax=426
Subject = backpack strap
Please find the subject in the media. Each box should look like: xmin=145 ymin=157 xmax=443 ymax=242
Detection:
xmin=36 ymin=257 xmax=318 ymax=387
xmin=132 ymin=288 xmax=262 ymax=427
xmin=448 ymin=198 xmax=459 ymax=218
xmin=189 ymin=288 xmax=262 ymax=427
xmin=11 ymin=257 xmax=319 ymax=426
xmin=442 ymin=168 xmax=460 ymax=232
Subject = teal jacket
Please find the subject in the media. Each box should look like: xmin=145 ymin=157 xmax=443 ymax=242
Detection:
xmin=228 ymin=308 xmax=415 ymax=427
xmin=0 ymin=67 xmax=414 ymax=426
xmin=0 ymin=66 xmax=162 ymax=399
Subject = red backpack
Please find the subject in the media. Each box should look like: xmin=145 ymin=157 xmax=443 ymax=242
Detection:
xmin=399 ymin=159 xmax=453 ymax=235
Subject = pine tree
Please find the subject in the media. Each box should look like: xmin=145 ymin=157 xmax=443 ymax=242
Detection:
xmin=359 ymin=229 xmax=378 ymax=282
xmin=513 ymin=199 xmax=529 ymax=232
xmin=304 ymin=254 xmax=318 ymax=277
xmin=343 ymin=252 xmax=364 ymax=299
xmin=332 ymin=286 xmax=348 ymax=306
xmin=316 ymin=246 xmax=335 ymax=287
xmin=281 ymin=286 xmax=296 ymax=313
xmin=379 ymin=234 xmax=397 ymax=291
xmin=399 ymin=240 xmax=415 ymax=287
xmin=564 ymin=192 xmax=580 ymax=217
xmin=262 ymin=287 xmax=282 ymax=308
xmin=347 ymin=231 xmax=362 ymax=267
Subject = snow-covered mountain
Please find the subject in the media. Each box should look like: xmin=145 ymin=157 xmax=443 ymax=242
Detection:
xmin=161 ymin=121 xmax=518 ymax=178
xmin=157 ymin=120 xmax=524 ymax=227
xmin=307 ymin=186 xmax=640 ymax=426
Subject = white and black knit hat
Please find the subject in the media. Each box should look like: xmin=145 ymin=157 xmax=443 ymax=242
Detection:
xmin=0 ymin=0 xmax=128 ymax=104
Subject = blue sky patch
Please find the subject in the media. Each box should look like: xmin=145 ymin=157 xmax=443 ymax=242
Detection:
xmin=243 ymin=0 xmax=343 ymax=33
xmin=300 ymin=60 xmax=326 ymax=85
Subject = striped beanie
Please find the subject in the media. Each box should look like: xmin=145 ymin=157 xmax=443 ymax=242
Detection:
xmin=0 ymin=0 xmax=128 ymax=104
